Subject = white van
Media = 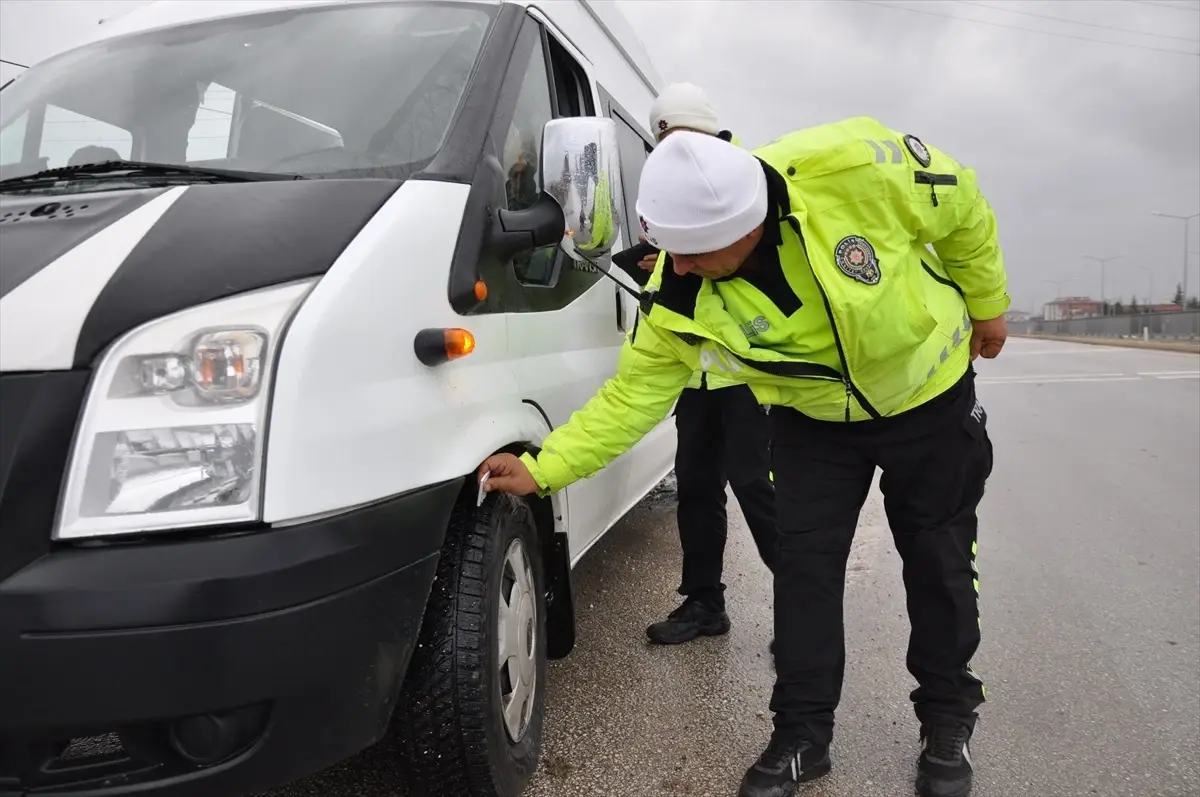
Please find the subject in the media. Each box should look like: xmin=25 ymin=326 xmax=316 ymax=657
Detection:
xmin=0 ymin=2 xmax=673 ymax=795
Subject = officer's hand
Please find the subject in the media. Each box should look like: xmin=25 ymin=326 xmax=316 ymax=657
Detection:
xmin=478 ymin=453 xmax=538 ymax=496
xmin=637 ymin=234 xmax=659 ymax=271
xmin=971 ymin=315 xmax=1008 ymax=360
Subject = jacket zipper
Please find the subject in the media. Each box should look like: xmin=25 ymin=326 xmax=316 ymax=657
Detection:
xmin=913 ymin=171 xmax=958 ymax=208
xmin=921 ymin=260 xmax=964 ymax=296
xmin=785 ymin=216 xmax=881 ymax=421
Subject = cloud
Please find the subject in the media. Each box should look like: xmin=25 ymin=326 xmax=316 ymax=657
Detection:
xmin=617 ymin=0 xmax=1200 ymax=309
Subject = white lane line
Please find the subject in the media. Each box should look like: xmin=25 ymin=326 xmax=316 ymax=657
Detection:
xmin=980 ymin=372 xmax=1128 ymax=381
xmin=978 ymin=376 xmax=1142 ymax=385
xmin=1137 ymin=371 xmax=1200 ymax=376
xmin=1002 ymin=348 xmax=1140 ymax=356
xmin=1155 ymin=374 xmax=1200 ymax=380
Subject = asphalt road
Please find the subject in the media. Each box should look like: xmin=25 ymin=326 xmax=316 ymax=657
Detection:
xmin=262 ymin=337 xmax=1200 ymax=797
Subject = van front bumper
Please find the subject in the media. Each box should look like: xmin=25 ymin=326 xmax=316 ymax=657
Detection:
xmin=0 ymin=479 xmax=460 ymax=797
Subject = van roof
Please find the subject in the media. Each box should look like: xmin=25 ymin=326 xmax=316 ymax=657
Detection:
xmin=81 ymin=0 xmax=661 ymax=94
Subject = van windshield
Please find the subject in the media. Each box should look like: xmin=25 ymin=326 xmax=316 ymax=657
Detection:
xmin=0 ymin=2 xmax=494 ymax=185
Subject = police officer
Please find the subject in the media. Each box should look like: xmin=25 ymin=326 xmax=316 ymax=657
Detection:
xmin=612 ymin=83 xmax=777 ymax=648
xmin=480 ymin=119 xmax=1007 ymax=797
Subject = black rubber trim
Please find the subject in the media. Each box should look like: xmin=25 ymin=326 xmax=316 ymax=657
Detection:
xmin=922 ymin=259 xmax=965 ymax=296
xmin=0 ymin=188 xmax=165 ymax=300
xmin=1 ymin=479 xmax=459 ymax=635
xmin=73 ymin=178 xmax=400 ymax=367
xmin=412 ymin=4 xmax=524 ymax=186
xmin=0 ymin=370 xmax=91 ymax=584
xmin=440 ymin=6 xmax=531 ymax=314
xmin=1 ymin=549 xmax=441 ymax=797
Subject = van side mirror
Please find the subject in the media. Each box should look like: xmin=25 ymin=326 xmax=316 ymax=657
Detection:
xmin=541 ymin=117 xmax=624 ymax=262
xmin=489 ymin=117 xmax=624 ymax=268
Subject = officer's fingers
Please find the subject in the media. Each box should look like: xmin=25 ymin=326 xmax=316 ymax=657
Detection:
xmin=638 ymin=255 xmax=656 ymax=270
xmin=638 ymin=234 xmax=648 ymax=244
xmin=485 ymin=474 xmax=531 ymax=496
xmin=479 ymin=453 xmax=516 ymax=480
xmin=970 ymin=333 xmax=983 ymax=361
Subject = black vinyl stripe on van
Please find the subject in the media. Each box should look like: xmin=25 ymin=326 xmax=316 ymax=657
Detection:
xmin=75 ymin=178 xmax=400 ymax=367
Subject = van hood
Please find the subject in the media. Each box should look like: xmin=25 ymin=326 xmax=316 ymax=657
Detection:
xmin=0 ymin=178 xmax=400 ymax=372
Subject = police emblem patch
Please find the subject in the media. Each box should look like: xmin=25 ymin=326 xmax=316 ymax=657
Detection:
xmin=658 ymin=119 xmax=669 ymax=133
xmin=834 ymin=236 xmax=881 ymax=285
xmin=903 ymin=134 xmax=931 ymax=167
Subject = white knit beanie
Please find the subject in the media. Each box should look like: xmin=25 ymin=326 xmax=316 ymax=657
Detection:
xmin=635 ymin=130 xmax=768 ymax=255
xmin=649 ymin=82 xmax=721 ymax=141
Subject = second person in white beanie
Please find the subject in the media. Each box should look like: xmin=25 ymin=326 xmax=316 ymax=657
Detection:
xmin=609 ymin=84 xmax=777 ymax=652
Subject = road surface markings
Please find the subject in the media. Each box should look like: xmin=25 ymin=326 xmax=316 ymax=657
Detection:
xmin=980 ymin=373 xmax=1127 ymax=381
xmin=979 ymin=371 xmax=1199 ymax=385
xmin=979 ymin=376 xmax=1141 ymax=385
xmin=1002 ymin=348 xmax=1143 ymax=357
xmin=1136 ymin=370 xmax=1200 ymax=377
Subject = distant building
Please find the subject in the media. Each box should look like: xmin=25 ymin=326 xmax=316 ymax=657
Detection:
xmin=1004 ymin=309 xmax=1033 ymax=323
xmin=1043 ymin=296 xmax=1102 ymax=321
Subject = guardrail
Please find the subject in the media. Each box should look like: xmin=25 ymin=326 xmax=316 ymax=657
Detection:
xmin=1009 ymin=310 xmax=1200 ymax=340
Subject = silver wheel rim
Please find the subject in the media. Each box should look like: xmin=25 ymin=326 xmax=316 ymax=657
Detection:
xmin=498 ymin=537 xmax=537 ymax=743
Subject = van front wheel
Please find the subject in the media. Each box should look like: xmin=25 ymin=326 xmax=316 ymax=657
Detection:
xmin=395 ymin=489 xmax=547 ymax=797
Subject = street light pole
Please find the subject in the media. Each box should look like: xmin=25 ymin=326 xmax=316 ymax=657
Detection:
xmin=1152 ymin=211 xmax=1199 ymax=307
xmin=1082 ymin=255 xmax=1122 ymax=316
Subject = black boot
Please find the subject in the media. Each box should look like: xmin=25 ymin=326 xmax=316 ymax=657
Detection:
xmin=737 ymin=729 xmax=831 ymax=797
xmin=645 ymin=597 xmax=730 ymax=645
xmin=916 ymin=721 xmax=974 ymax=797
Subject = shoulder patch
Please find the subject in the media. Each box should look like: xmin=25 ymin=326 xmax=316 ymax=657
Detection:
xmin=834 ymin=235 xmax=881 ymax=285
xmin=903 ymin=134 xmax=931 ymax=167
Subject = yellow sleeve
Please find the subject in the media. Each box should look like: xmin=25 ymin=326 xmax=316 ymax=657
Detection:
xmin=521 ymin=314 xmax=692 ymax=495
xmin=900 ymin=136 xmax=1010 ymax=321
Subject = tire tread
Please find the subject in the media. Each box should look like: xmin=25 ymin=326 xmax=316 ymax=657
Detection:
xmin=395 ymin=490 xmax=539 ymax=797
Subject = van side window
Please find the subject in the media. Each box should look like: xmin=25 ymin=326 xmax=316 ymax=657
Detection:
xmin=501 ymin=34 xmax=553 ymax=215
xmin=547 ymin=36 xmax=594 ymax=117
xmin=612 ymin=114 xmax=653 ymax=247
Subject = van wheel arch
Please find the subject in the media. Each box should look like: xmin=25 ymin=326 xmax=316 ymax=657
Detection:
xmin=495 ymin=442 xmax=575 ymax=661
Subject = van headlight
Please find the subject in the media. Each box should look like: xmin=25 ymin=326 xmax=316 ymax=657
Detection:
xmin=54 ymin=280 xmax=316 ymax=540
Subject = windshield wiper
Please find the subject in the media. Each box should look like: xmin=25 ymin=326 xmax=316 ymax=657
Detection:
xmin=0 ymin=159 xmax=307 ymax=191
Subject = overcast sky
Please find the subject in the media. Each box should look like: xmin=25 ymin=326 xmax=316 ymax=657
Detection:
xmin=2 ymin=0 xmax=1198 ymax=311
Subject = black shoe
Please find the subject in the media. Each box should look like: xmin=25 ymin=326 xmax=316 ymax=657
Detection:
xmin=738 ymin=729 xmax=831 ymax=797
xmin=645 ymin=597 xmax=730 ymax=645
xmin=916 ymin=721 xmax=974 ymax=797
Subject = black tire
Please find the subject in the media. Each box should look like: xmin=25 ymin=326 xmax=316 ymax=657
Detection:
xmin=395 ymin=486 xmax=548 ymax=797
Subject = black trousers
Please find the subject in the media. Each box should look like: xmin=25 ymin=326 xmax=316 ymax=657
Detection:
xmin=673 ymin=381 xmax=777 ymax=608
xmin=769 ymin=369 xmax=992 ymax=745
